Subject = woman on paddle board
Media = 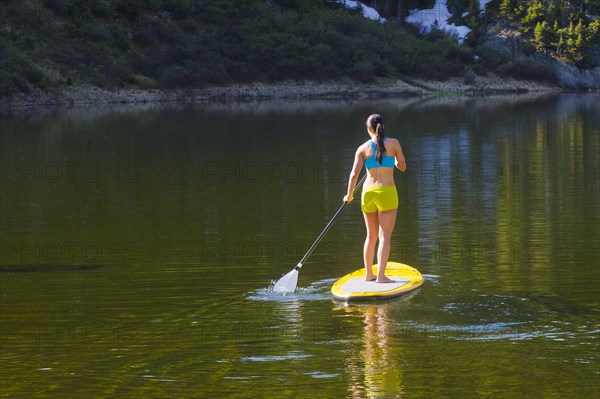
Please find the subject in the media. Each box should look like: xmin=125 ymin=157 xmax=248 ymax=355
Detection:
xmin=343 ymin=114 xmax=406 ymax=283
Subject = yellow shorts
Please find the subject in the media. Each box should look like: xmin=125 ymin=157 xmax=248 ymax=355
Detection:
xmin=361 ymin=186 xmax=398 ymax=213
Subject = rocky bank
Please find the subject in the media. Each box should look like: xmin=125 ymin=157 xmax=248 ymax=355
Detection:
xmin=1 ymin=75 xmax=564 ymax=111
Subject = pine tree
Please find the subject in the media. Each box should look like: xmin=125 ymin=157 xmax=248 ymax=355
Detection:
xmin=565 ymin=21 xmax=577 ymax=62
xmin=588 ymin=19 xmax=600 ymax=45
xmin=573 ymin=20 xmax=588 ymax=65
xmin=533 ymin=21 xmax=547 ymax=51
xmin=574 ymin=19 xmax=585 ymax=40
xmin=465 ymin=0 xmax=481 ymax=30
xmin=522 ymin=0 xmax=544 ymax=27
xmin=468 ymin=0 xmax=480 ymax=16
xmin=548 ymin=20 xmax=560 ymax=50
xmin=568 ymin=19 xmax=575 ymax=40
xmin=533 ymin=21 xmax=546 ymax=50
xmin=499 ymin=0 xmax=513 ymax=19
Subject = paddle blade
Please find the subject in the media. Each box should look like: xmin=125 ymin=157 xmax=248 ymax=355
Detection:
xmin=272 ymin=269 xmax=299 ymax=293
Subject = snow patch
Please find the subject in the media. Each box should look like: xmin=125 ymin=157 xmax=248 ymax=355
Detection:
xmin=405 ymin=0 xmax=472 ymax=43
xmin=479 ymin=0 xmax=493 ymax=14
xmin=338 ymin=0 xmax=386 ymax=24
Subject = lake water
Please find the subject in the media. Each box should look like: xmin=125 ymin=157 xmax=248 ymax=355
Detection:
xmin=1 ymin=93 xmax=599 ymax=398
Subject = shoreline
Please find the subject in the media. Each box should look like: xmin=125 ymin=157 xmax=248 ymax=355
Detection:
xmin=0 ymin=76 xmax=565 ymax=112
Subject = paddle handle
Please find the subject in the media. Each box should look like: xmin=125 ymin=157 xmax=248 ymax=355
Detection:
xmin=296 ymin=173 xmax=367 ymax=269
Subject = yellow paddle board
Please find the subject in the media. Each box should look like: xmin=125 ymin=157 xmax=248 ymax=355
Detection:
xmin=331 ymin=262 xmax=424 ymax=301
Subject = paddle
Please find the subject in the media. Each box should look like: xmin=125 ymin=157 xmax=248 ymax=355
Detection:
xmin=272 ymin=173 xmax=367 ymax=293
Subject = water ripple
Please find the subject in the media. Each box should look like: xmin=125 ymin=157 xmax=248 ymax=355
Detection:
xmin=240 ymin=352 xmax=312 ymax=363
xmin=247 ymin=278 xmax=337 ymax=302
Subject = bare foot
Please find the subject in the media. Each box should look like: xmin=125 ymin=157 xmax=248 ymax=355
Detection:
xmin=376 ymin=276 xmax=395 ymax=283
xmin=365 ymin=274 xmax=376 ymax=282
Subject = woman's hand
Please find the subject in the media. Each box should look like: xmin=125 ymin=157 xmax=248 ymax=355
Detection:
xmin=343 ymin=194 xmax=353 ymax=203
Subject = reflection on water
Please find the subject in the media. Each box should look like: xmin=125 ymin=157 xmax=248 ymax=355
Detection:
xmin=1 ymin=93 xmax=598 ymax=398
xmin=341 ymin=303 xmax=403 ymax=398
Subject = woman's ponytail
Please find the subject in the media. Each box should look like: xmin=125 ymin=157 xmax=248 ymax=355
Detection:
xmin=375 ymin=123 xmax=386 ymax=165
xmin=367 ymin=114 xmax=386 ymax=165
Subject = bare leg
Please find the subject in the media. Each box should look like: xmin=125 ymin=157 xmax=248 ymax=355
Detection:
xmin=362 ymin=211 xmax=379 ymax=281
xmin=376 ymin=208 xmax=397 ymax=283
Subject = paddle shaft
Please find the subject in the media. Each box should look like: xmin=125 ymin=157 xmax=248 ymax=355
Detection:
xmin=295 ymin=173 xmax=367 ymax=270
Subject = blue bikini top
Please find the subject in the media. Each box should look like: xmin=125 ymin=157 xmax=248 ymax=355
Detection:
xmin=364 ymin=138 xmax=395 ymax=170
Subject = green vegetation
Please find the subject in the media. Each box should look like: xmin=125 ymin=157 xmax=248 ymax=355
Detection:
xmin=496 ymin=0 xmax=600 ymax=68
xmin=0 ymin=0 xmax=598 ymax=96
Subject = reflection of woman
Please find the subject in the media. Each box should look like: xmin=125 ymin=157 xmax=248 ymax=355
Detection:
xmin=343 ymin=304 xmax=402 ymax=398
xmin=343 ymin=114 xmax=406 ymax=283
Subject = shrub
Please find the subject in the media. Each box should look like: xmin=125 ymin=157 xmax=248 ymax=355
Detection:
xmin=83 ymin=23 xmax=112 ymax=42
xmin=501 ymin=59 xmax=555 ymax=82
xmin=158 ymin=65 xmax=192 ymax=88
xmin=117 ymin=0 xmax=144 ymax=22
xmin=10 ymin=0 xmax=587 ymax=94
xmin=353 ymin=60 xmax=376 ymax=83
xmin=0 ymin=70 xmax=24 ymax=96
xmin=131 ymin=74 xmax=158 ymax=89
xmin=0 ymin=41 xmax=47 ymax=91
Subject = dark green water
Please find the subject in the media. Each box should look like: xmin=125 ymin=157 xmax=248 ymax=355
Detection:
xmin=1 ymin=93 xmax=599 ymax=398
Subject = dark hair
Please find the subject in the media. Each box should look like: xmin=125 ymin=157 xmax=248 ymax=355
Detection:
xmin=366 ymin=114 xmax=385 ymax=165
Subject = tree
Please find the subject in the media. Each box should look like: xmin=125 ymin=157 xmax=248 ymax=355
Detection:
xmin=587 ymin=19 xmax=600 ymax=45
xmin=533 ymin=21 xmax=551 ymax=52
xmin=564 ymin=21 xmax=578 ymax=62
xmin=522 ymin=0 xmax=545 ymax=28
xmin=499 ymin=0 xmax=514 ymax=19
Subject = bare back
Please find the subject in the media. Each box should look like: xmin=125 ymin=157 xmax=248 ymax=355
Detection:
xmin=359 ymin=137 xmax=406 ymax=187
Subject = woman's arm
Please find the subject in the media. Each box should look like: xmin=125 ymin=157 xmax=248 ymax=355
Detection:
xmin=394 ymin=140 xmax=406 ymax=172
xmin=343 ymin=147 xmax=364 ymax=202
